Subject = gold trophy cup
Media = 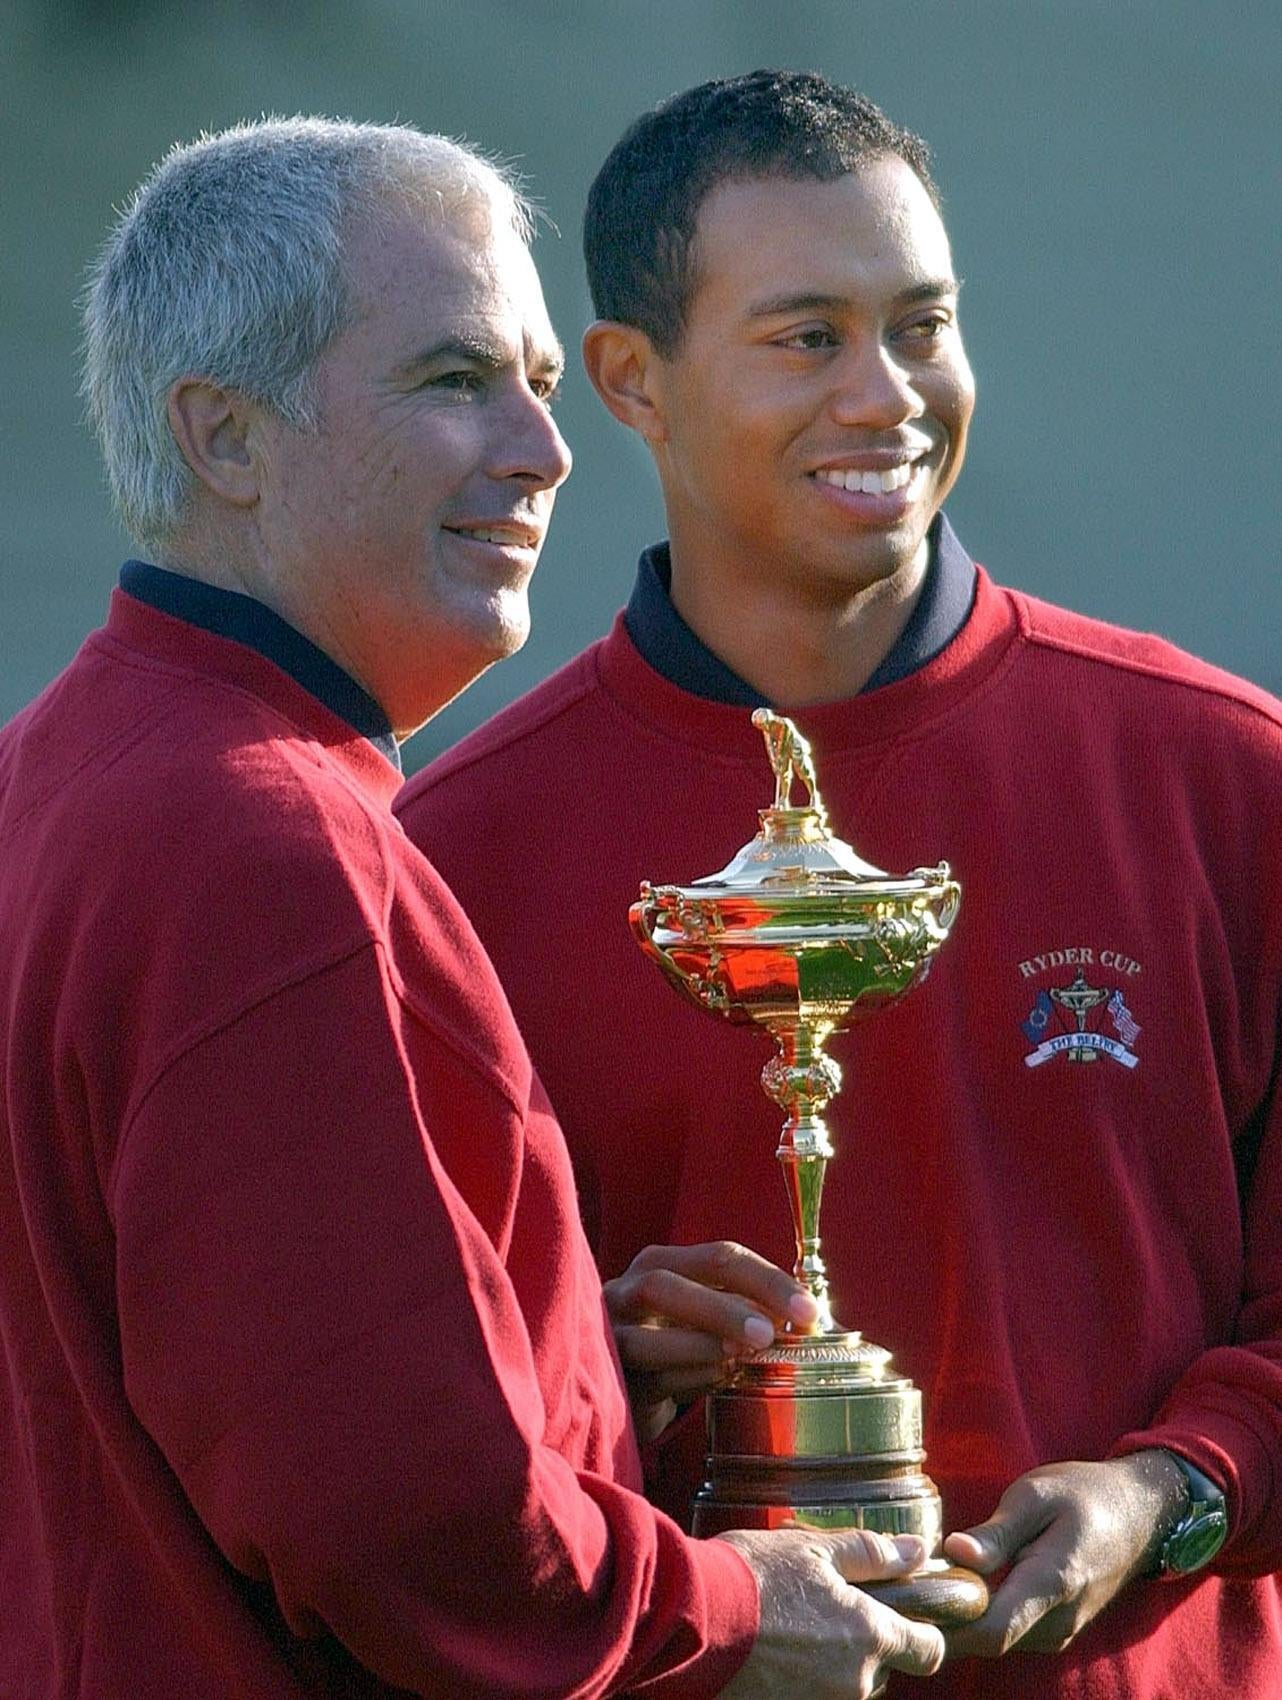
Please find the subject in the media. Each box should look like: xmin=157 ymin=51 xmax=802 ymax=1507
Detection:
xmin=630 ymin=710 xmax=986 ymax=1629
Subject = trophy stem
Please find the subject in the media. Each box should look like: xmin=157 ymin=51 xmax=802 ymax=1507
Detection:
xmin=762 ymin=1022 xmax=844 ymax=1335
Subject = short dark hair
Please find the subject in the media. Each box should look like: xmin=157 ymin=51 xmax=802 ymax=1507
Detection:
xmin=584 ymin=69 xmax=938 ymax=356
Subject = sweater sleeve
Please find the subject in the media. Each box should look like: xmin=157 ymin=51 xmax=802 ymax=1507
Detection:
xmin=109 ymin=942 xmax=757 ymax=1697
xmin=1108 ymin=1081 xmax=1282 ymax=1576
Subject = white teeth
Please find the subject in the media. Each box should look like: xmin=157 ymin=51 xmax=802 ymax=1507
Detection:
xmin=456 ymin=527 xmax=530 ymax=546
xmin=815 ymin=463 xmax=916 ymax=495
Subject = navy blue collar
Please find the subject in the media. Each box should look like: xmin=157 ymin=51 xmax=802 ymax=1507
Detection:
xmin=623 ymin=513 xmax=976 ymax=706
xmin=118 ymin=562 xmax=401 ymax=771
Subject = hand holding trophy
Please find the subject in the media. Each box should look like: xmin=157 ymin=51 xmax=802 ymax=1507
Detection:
xmin=631 ymin=710 xmax=986 ymax=1630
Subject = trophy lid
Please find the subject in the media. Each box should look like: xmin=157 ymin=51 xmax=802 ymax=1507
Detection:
xmin=693 ymin=807 xmax=922 ymax=894
xmin=687 ymin=710 xmax=946 ymax=899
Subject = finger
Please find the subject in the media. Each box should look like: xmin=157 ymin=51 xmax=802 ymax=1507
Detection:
xmin=826 ymin=1529 xmax=928 ymax=1585
xmin=614 ymin=1323 xmax=728 ymax=1372
xmin=625 ymin=1353 xmax=734 ymax=1394
xmin=619 ymin=1242 xmax=818 ymax=1325
xmin=823 ymin=1534 xmax=945 ymax=1681
xmin=609 ymin=1267 xmax=781 ymax=1348
xmin=624 ymin=1354 xmax=739 ymax=1402
xmin=878 ymin=1603 xmax=947 ymax=1680
xmin=943 ymin=1494 xmax=1052 ymax=1576
xmin=1004 ymin=1601 xmax=1078 ymax=1655
xmin=944 ymin=1557 xmax=1063 ymax=1659
xmin=642 ymin=1361 xmax=738 ymax=1399
xmin=942 ymin=1529 xmax=995 ymax=1571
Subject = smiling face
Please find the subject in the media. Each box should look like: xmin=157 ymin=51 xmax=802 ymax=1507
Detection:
xmin=644 ymin=159 xmax=974 ymax=603
xmin=254 ymin=193 xmax=571 ymax=734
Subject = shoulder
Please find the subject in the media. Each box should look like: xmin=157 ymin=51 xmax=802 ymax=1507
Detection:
xmin=8 ymin=644 xmax=401 ymax=983
xmin=1012 ymin=587 xmax=1282 ymax=719
xmin=1006 ymin=586 xmax=1282 ymax=744
xmin=134 ymin=682 xmax=394 ymax=912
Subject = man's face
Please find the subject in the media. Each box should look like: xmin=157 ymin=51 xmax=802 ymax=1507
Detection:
xmin=257 ymin=194 xmax=571 ymax=733
xmin=648 ymin=159 xmax=974 ymax=600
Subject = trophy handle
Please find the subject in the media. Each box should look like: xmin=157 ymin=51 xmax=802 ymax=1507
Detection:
xmin=862 ymin=1558 xmax=988 ymax=1628
xmin=629 ymin=885 xmax=687 ymax=987
xmin=931 ymin=876 xmax=961 ymax=937
xmin=911 ymin=869 xmax=961 ymax=941
xmin=629 ymin=884 xmax=726 ymax=1012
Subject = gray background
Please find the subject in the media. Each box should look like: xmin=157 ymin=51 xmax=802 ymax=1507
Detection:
xmin=4 ymin=0 xmax=1278 ymax=772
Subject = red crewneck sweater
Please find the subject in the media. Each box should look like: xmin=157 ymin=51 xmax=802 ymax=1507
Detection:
xmin=398 ymin=564 xmax=1282 ymax=1700
xmin=0 ymin=589 xmax=756 ymax=1698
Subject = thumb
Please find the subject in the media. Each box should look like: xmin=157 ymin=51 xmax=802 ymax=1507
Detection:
xmin=944 ymin=1508 xmax=1029 ymax=1575
xmin=825 ymin=1529 xmax=928 ymax=1585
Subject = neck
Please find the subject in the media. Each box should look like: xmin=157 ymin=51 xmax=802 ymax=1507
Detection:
xmin=667 ymin=538 xmax=930 ymax=707
xmin=157 ymin=526 xmax=400 ymax=731
xmin=155 ymin=521 xmax=279 ymax=616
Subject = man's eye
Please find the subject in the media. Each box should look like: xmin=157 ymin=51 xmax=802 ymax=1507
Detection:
xmin=430 ymin=370 xmax=484 ymax=395
xmin=530 ymin=376 xmax=562 ymax=406
xmin=779 ymin=327 xmax=838 ymax=351
xmin=897 ymin=314 xmax=951 ymax=343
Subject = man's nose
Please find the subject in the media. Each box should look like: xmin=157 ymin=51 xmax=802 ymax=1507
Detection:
xmin=827 ymin=341 xmax=924 ymax=429
xmin=491 ymin=385 xmax=573 ymax=491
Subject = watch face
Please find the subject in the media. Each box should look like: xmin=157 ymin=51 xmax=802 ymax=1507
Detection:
xmin=1168 ymin=1507 xmax=1228 ymax=1574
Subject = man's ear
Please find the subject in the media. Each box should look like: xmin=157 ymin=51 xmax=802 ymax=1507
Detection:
xmin=166 ymin=378 xmax=262 ymax=508
xmin=581 ymin=320 xmax=668 ymax=445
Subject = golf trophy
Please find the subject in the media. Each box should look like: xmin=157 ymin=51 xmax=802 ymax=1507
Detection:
xmin=630 ymin=710 xmax=987 ymax=1628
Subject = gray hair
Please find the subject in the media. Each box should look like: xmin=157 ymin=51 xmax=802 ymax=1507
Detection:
xmin=81 ymin=116 xmax=534 ymax=553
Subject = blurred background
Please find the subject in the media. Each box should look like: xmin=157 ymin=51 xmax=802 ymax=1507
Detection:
xmin=3 ymin=0 xmax=1278 ymax=771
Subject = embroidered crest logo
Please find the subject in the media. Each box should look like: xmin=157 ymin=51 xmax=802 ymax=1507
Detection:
xmin=1021 ymin=970 xmax=1141 ymax=1070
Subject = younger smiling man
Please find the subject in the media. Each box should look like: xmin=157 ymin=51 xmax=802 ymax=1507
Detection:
xmin=398 ymin=70 xmax=1282 ymax=1699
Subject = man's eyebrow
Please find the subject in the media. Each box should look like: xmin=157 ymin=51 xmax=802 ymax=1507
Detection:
xmin=393 ymin=333 xmax=510 ymax=377
xmin=899 ymin=277 xmax=963 ymax=306
xmin=745 ymin=278 xmax=963 ymax=319
xmin=394 ymin=332 xmax=566 ymax=383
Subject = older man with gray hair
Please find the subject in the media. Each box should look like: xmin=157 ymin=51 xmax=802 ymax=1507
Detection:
xmin=0 ymin=118 xmax=946 ymax=1698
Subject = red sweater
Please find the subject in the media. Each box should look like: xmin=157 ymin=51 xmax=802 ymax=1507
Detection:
xmin=0 ymin=590 xmax=756 ymax=1698
xmin=398 ymin=565 xmax=1282 ymax=1700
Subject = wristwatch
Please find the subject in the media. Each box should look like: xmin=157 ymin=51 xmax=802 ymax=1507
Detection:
xmin=1153 ymin=1452 xmax=1228 ymax=1577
